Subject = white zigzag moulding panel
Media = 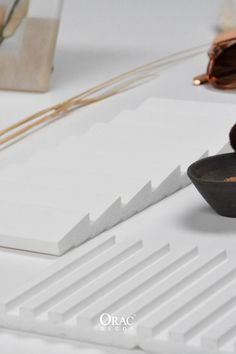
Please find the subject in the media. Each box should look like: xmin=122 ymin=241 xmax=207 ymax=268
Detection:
xmin=1 ymin=232 xmax=236 ymax=354
xmin=0 ymin=98 xmax=234 ymax=255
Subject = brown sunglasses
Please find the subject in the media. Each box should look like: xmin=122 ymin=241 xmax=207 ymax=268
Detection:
xmin=194 ymin=30 xmax=236 ymax=89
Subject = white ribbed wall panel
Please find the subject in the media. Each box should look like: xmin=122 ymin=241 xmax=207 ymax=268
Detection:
xmin=1 ymin=233 xmax=236 ymax=354
xmin=0 ymin=98 xmax=234 ymax=255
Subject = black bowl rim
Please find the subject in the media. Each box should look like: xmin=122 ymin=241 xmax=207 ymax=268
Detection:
xmin=187 ymin=152 xmax=236 ymax=184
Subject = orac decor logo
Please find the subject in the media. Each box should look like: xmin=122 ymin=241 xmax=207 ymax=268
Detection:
xmin=99 ymin=313 xmax=136 ymax=332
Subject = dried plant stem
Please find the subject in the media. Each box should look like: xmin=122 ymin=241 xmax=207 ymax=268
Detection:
xmin=0 ymin=75 xmax=150 ymax=145
xmin=3 ymin=0 xmax=30 ymax=39
xmin=0 ymin=43 xmax=208 ymax=147
xmin=0 ymin=0 xmax=20 ymax=44
xmin=4 ymin=0 xmax=20 ymax=28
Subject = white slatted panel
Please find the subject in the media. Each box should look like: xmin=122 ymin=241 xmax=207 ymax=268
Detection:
xmin=0 ymin=98 xmax=234 ymax=255
xmin=1 ymin=233 xmax=236 ymax=354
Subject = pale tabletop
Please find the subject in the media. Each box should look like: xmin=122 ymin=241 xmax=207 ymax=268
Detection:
xmin=0 ymin=0 xmax=235 ymax=353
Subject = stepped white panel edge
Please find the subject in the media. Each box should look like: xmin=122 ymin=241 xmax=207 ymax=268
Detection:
xmin=0 ymin=98 xmax=234 ymax=255
xmin=1 ymin=231 xmax=236 ymax=354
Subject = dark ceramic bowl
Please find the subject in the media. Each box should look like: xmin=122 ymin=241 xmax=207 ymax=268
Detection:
xmin=187 ymin=153 xmax=236 ymax=217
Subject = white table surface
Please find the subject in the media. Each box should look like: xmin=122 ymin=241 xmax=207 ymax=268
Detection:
xmin=1 ymin=0 xmax=236 ymax=353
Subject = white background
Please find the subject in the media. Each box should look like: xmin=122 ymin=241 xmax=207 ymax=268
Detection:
xmin=0 ymin=0 xmax=235 ymax=353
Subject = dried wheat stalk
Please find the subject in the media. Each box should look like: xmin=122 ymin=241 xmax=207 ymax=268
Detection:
xmin=0 ymin=42 xmax=208 ymax=147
